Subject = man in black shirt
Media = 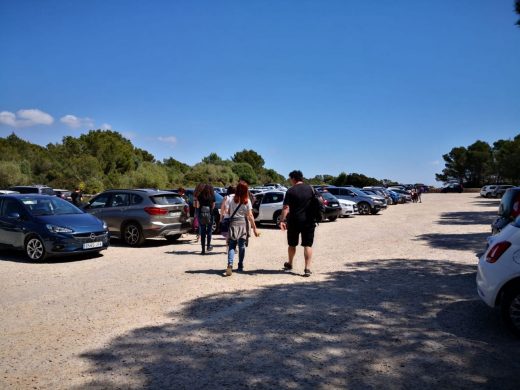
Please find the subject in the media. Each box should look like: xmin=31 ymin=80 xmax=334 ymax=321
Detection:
xmin=279 ymin=170 xmax=315 ymax=277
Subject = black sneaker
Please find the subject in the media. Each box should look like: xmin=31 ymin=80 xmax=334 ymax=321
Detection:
xmin=283 ymin=262 xmax=293 ymax=271
xmin=303 ymin=269 xmax=312 ymax=277
xmin=237 ymin=263 xmax=244 ymax=272
xmin=207 ymin=245 xmax=213 ymax=252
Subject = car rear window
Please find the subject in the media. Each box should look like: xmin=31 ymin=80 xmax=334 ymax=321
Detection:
xmin=150 ymin=194 xmax=184 ymax=205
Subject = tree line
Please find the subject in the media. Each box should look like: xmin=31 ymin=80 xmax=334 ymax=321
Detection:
xmin=0 ymin=130 xmax=388 ymax=192
xmin=435 ymin=133 xmax=520 ymax=187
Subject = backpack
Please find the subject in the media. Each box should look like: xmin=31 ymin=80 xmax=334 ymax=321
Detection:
xmin=199 ymin=206 xmax=212 ymax=225
xmin=309 ymin=187 xmax=326 ymax=223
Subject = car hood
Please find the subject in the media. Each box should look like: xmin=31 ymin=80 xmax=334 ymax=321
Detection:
xmin=34 ymin=213 xmax=105 ymax=232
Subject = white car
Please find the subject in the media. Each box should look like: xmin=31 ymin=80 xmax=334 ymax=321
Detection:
xmin=253 ymin=191 xmax=285 ymax=225
xmin=477 ymin=218 xmax=520 ymax=335
xmin=338 ymin=198 xmax=358 ymax=217
xmin=480 ymin=185 xmax=498 ymax=198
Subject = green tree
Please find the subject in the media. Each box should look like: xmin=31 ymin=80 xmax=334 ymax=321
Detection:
xmin=333 ymin=172 xmax=349 ymax=186
xmin=202 ymin=153 xmax=224 ymax=165
xmin=184 ymin=164 xmax=237 ymax=186
xmin=231 ymin=150 xmax=265 ymax=173
xmin=435 ymin=146 xmax=468 ymax=184
xmin=231 ymin=163 xmax=257 ymax=185
xmin=0 ymin=161 xmax=29 ymax=187
xmin=465 ymin=140 xmax=492 ymax=187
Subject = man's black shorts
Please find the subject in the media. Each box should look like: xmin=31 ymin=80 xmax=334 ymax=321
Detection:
xmin=287 ymin=222 xmax=315 ymax=247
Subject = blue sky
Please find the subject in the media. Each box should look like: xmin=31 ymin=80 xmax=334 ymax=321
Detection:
xmin=1 ymin=1 xmax=519 ymax=185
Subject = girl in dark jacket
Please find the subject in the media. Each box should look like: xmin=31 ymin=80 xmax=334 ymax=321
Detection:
xmin=196 ymin=184 xmax=215 ymax=255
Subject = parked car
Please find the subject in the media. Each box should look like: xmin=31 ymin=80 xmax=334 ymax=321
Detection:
xmin=386 ymin=189 xmax=402 ymax=204
xmin=8 ymin=185 xmax=55 ymax=195
xmin=0 ymin=194 xmax=109 ymax=261
xmin=477 ymin=216 xmax=520 ymax=335
xmin=480 ymin=185 xmax=498 ymax=198
xmin=319 ymin=191 xmax=342 ymax=221
xmin=441 ymin=183 xmax=463 ymax=193
xmin=387 ymin=187 xmax=412 ymax=202
xmin=492 ymin=185 xmax=515 ymax=199
xmin=491 ymin=187 xmax=520 ymax=235
xmin=0 ymin=190 xmax=19 ymax=194
xmin=337 ymin=198 xmax=358 ymax=217
xmin=325 ymin=186 xmax=382 ymax=215
xmin=363 ymin=186 xmax=395 ymax=205
xmin=361 ymin=189 xmax=388 ymax=208
xmin=253 ymin=191 xmax=285 ymax=225
xmin=83 ymin=189 xmax=191 ymax=246
xmin=53 ymin=189 xmax=72 ymax=201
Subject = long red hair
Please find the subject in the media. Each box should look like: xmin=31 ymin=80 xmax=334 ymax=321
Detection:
xmin=234 ymin=183 xmax=249 ymax=204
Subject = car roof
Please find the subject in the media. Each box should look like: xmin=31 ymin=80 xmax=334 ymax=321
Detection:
xmin=0 ymin=194 xmax=57 ymax=199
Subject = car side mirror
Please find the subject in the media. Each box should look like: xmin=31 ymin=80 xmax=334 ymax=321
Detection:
xmin=7 ymin=212 xmax=21 ymax=220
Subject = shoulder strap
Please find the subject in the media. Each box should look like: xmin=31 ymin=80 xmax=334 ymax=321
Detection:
xmin=229 ymin=202 xmax=242 ymax=219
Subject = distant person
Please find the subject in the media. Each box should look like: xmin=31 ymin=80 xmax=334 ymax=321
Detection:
xmin=220 ymin=185 xmax=236 ymax=241
xmin=417 ymin=186 xmax=423 ymax=203
xmin=279 ymin=170 xmax=316 ymax=277
xmin=223 ymin=182 xmax=259 ymax=276
xmin=193 ymin=183 xmax=206 ymax=242
xmin=71 ymin=187 xmax=82 ymax=206
xmin=196 ymin=184 xmax=215 ymax=255
xmin=177 ymin=187 xmax=188 ymax=202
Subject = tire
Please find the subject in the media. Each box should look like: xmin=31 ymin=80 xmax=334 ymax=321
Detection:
xmin=165 ymin=234 xmax=182 ymax=242
xmin=25 ymin=236 xmax=47 ymax=261
xmin=273 ymin=210 xmax=282 ymax=226
xmin=500 ymin=285 xmax=520 ymax=336
xmin=122 ymin=222 xmax=145 ymax=246
xmin=370 ymin=208 xmax=380 ymax=215
xmin=328 ymin=215 xmax=338 ymax=222
xmin=358 ymin=202 xmax=371 ymax=215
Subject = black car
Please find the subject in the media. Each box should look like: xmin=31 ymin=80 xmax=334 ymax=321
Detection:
xmin=491 ymin=187 xmax=520 ymax=234
xmin=0 ymin=194 xmax=109 ymax=260
xmin=319 ymin=192 xmax=342 ymax=222
xmin=441 ymin=183 xmax=463 ymax=193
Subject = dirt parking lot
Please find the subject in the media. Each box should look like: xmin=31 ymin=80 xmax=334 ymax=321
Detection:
xmin=1 ymin=193 xmax=519 ymax=389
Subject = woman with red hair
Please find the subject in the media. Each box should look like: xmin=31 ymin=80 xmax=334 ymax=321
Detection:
xmin=224 ymin=182 xmax=259 ymax=276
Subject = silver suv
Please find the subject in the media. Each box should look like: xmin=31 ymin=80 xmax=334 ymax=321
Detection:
xmin=83 ymin=189 xmax=191 ymax=246
xmin=325 ymin=186 xmax=383 ymax=215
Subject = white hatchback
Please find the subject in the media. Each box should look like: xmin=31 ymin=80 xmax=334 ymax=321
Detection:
xmin=338 ymin=198 xmax=358 ymax=217
xmin=480 ymin=185 xmax=497 ymax=198
xmin=477 ymin=218 xmax=520 ymax=335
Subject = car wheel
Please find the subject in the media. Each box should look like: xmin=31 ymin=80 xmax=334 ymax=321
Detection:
xmin=273 ymin=210 xmax=282 ymax=226
xmin=370 ymin=208 xmax=380 ymax=215
xmin=123 ymin=222 xmax=145 ymax=246
xmin=165 ymin=234 xmax=182 ymax=242
xmin=25 ymin=236 xmax=47 ymax=261
xmin=358 ymin=202 xmax=371 ymax=215
xmin=328 ymin=215 xmax=338 ymax=222
xmin=500 ymin=285 xmax=520 ymax=336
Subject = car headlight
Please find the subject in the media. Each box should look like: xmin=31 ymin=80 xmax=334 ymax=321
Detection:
xmin=102 ymin=221 xmax=108 ymax=230
xmin=46 ymin=224 xmax=74 ymax=233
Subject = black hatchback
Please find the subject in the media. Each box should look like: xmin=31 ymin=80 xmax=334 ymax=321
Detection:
xmin=319 ymin=192 xmax=342 ymax=222
xmin=0 ymin=194 xmax=109 ymax=261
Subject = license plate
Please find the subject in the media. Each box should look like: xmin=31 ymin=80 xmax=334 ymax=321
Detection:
xmin=83 ymin=241 xmax=103 ymax=249
xmin=169 ymin=211 xmax=181 ymax=216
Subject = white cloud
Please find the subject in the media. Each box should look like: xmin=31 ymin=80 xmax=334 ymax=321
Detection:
xmin=99 ymin=123 xmax=112 ymax=130
xmin=60 ymin=114 xmax=94 ymax=129
xmin=0 ymin=109 xmax=54 ymax=127
xmin=157 ymin=136 xmax=177 ymax=145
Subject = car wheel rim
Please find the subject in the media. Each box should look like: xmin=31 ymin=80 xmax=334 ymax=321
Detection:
xmin=125 ymin=225 xmax=139 ymax=245
xmin=360 ymin=204 xmax=369 ymax=214
xmin=27 ymin=238 xmax=44 ymax=260
xmin=510 ymin=295 xmax=520 ymax=330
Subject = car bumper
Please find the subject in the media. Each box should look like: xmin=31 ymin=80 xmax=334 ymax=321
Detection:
xmin=476 ymin=255 xmax=504 ymax=308
xmin=43 ymin=231 xmax=110 ymax=255
xmin=143 ymin=220 xmax=193 ymax=238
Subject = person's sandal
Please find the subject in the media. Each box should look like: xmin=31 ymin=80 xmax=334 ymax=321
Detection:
xmin=283 ymin=262 xmax=293 ymax=271
xmin=303 ymin=269 xmax=312 ymax=277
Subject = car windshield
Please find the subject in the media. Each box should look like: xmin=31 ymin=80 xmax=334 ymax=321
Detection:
xmin=349 ymin=188 xmax=368 ymax=197
xmin=321 ymin=192 xmax=337 ymax=201
xmin=21 ymin=196 xmax=83 ymax=216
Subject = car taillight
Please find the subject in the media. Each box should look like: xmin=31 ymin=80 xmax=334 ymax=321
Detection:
xmin=486 ymin=241 xmax=512 ymax=263
xmin=144 ymin=207 xmax=168 ymax=215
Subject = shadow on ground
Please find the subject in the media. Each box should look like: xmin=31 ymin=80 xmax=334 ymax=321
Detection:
xmin=0 ymin=248 xmax=104 ymax=264
xmin=78 ymin=259 xmax=519 ymax=389
xmin=438 ymin=211 xmax=497 ymax=226
xmin=416 ymin=232 xmax=489 ymax=253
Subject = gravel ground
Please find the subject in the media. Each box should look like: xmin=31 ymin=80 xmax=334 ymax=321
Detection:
xmin=1 ymin=193 xmax=519 ymax=389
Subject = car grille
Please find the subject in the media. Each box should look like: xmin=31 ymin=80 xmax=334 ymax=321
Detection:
xmin=72 ymin=231 xmax=107 ymax=243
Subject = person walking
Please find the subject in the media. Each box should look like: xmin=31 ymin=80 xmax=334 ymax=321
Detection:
xmin=224 ymin=182 xmax=259 ymax=276
xmin=196 ymin=184 xmax=215 ymax=255
xmin=220 ymin=185 xmax=236 ymax=241
xmin=279 ymin=170 xmax=316 ymax=277
xmin=71 ymin=187 xmax=82 ymax=206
